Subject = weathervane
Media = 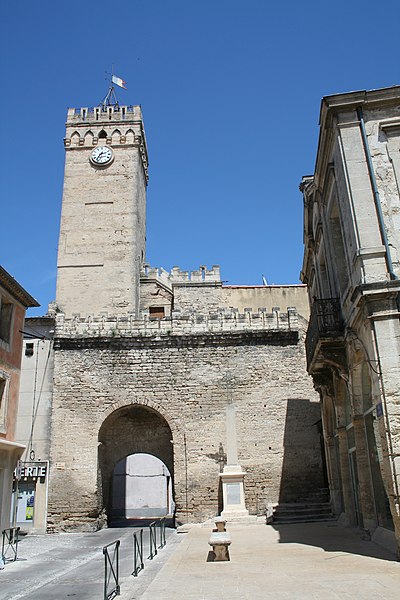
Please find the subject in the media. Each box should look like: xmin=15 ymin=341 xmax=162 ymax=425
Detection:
xmin=100 ymin=67 xmax=127 ymax=108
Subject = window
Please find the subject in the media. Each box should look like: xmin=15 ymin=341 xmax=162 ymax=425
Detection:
xmin=0 ymin=377 xmax=6 ymax=409
xmin=0 ymin=296 xmax=14 ymax=344
xmin=0 ymin=371 xmax=9 ymax=432
xmin=149 ymin=306 xmax=165 ymax=319
xmin=25 ymin=343 xmax=34 ymax=357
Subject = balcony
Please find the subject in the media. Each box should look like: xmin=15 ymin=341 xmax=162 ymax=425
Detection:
xmin=305 ymin=298 xmax=345 ymax=371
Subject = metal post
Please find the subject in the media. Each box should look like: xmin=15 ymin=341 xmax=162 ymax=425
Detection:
xmin=148 ymin=521 xmax=157 ymax=560
xmin=133 ymin=529 xmax=144 ymax=576
xmin=103 ymin=539 xmax=120 ymax=600
xmin=158 ymin=517 xmax=166 ymax=549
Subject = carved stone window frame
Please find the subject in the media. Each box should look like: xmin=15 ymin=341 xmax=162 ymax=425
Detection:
xmin=0 ymin=369 xmax=10 ymax=434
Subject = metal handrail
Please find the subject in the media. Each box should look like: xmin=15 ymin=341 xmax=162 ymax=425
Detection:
xmin=148 ymin=521 xmax=158 ymax=560
xmin=103 ymin=539 xmax=120 ymax=600
xmin=1 ymin=527 xmax=20 ymax=563
xmin=158 ymin=517 xmax=166 ymax=549
xmin=132 ymin=529 xmax=144 ymax=576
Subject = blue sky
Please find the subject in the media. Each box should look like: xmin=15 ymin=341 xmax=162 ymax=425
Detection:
xmin=1 ymin=1 xmax=399 ymax=316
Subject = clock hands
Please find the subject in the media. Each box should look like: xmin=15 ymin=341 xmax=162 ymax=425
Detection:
xmin=91 ymin=146 xmax=113 ymax=165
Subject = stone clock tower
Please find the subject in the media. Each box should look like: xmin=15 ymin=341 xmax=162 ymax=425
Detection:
xmin=56 ymin=104 xmax=148 ymax=318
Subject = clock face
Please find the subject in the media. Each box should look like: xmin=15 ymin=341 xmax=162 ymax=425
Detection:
xmin=90 ymin=146 xmax=113 ymax=166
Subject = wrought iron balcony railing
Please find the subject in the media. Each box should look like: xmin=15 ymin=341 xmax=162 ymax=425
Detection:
xmin=305 ymin=298 xmax=344 ymax=369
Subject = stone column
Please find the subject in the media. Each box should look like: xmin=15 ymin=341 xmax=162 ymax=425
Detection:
xmin=320 ymin=388 xmax=343 ymax=516
xmin=352 ymin=414 xmax=376 ymax=530
xmin=324 ymin=434 xmax=342 ymax=515
xmin=336 ymin=427 xmax=356 ymax=525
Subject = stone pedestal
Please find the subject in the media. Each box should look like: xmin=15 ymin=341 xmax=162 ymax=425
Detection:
xmin=220 ymin=465 xmax=249 ymax=518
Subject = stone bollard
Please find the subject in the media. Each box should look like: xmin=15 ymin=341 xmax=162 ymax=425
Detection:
xmin=208 ymin=531 xmax=231 ymax=561
xmin=214 ymin=517 xmax=227 ymax=532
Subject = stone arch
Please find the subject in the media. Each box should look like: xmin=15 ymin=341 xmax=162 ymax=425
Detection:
xmin=98 ymin=129 xmax=107 ymax=139
xmin=97 ymin=403 xmax=176 ymax=525
xmin=100 ymin=398 xmax=181 ymax=440
xmin=125 ymin=128 xmax=135 ymax=143
xmin=84 ymin=130 xmax=94 ymax=146
xmin=70 ymin=130 xmax=80 ymax=145
xmin=361 ymin=360 xmax=373 ymax=413
xmin=111 ymin=128 xmax=122 ymax=145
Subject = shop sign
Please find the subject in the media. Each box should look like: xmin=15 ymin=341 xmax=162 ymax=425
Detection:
xmin=14 ymin=462 xmax=47 ymax=480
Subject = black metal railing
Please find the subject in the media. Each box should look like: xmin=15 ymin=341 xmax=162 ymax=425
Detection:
xmin=158 ymin=517 xmax=166 ymax=549
xmin=103 ymin=540 xmax=120 ymax=600
xmin=132 ymin=529 xmax=144 ymax=577
xmin=306 ymin=298 xmax=344 ymax=367
xmin=148 ymin=521 xmax=158 ymax=560
xmin=1 ymin=527 xmax=20 ymax=564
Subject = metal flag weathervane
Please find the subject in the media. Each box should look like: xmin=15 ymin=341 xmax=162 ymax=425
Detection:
xmin=100 ymin=68 xmax=127 ymax=108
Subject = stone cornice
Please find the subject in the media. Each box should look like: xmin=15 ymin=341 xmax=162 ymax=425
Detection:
xmin=0 ymin=266 xmax=39 ymax=308
xmin=320 ymin=86 xmax=400 ymax=130
xmin=53 ymin=329 xmax=299 ymax=351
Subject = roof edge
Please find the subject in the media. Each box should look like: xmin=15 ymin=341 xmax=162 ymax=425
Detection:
xmin=0 ymin=266 xmax=40 ymax=308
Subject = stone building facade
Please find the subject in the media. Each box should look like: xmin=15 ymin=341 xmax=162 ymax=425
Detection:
xmin=48 ymin=103 xmax=323 ymax=530
xmin=301 ymin=85 xmax=400 ymax=554
xmin=0 ymin=266 xmax=38 ymax=532
xmin=14 ymin=317 xmax=54 ymax=533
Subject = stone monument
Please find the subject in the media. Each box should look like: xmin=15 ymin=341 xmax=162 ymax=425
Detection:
xmin=220 ymin=374 xmax=253 ymax=520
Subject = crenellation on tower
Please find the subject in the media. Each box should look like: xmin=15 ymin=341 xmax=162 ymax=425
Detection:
xmin=67 ymin=105 xmax=143 ymax=124
xmin=170 ymin=264 xmax=221 ymax=284
xmin=64 ymin=105 xmax=149 ymax=180
xmin=53 ymin=306 xmax=299 ymax=340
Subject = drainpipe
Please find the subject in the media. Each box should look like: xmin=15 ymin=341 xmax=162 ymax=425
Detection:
xmin=356 ymin=107 xmax=398 ymax=281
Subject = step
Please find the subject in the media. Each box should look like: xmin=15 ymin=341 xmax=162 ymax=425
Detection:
xmin=275 ymin=503 xmax=331 ymax=513
xmin=273 ymin=515 xmax=337 ymax=524
xmin=274 ymin=507 xmax=332 ymax=518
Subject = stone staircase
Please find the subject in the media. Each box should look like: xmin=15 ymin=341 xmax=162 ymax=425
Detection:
xmin=273 ymin=488 xmax=336 ymax=524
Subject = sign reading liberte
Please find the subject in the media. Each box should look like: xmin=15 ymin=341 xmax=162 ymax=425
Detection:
xmin=14 ymin=463 xmax=47 ymax=480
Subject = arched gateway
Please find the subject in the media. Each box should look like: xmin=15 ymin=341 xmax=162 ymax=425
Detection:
xmin=98 ymin=405 xmax=174 ymax=525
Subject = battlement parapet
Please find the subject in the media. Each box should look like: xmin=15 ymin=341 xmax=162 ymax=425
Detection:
xmin=54 ymin=307 xmax=299 ymax=339
xmin=170 ymin=265 xmax=221 ymax=283
xmin=140 ymin=266 xmax=173 ymax=291
xmin=140 ymin=265 xmax=221 ymax=288
xmin=67 ymin=105 xmax=143 ymax=124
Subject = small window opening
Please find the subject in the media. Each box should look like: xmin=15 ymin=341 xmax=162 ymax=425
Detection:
xmin=149 ymin=306 xmax=165 ymax=319
xmin=25 ymin=343 xmax=34 ymax=357
xmin=99 ymin=129 xmax=107 ymax=139
xmin=0 ymin=377 xmax=6 ymax=409
xmin=0 ymin=298 xmax=13 ymax=343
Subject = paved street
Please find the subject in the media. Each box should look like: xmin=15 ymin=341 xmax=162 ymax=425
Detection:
xmin=0 ymin=526 xmax=179 ymax=600
xmin=1 ymin=522 xmax=399 ymax=599
xmin=141 ymin=522 xmax=399 ymax=600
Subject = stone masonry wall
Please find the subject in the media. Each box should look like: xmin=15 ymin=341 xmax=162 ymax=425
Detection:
xmin=48 ymin=327 xmax=322 ymax=530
